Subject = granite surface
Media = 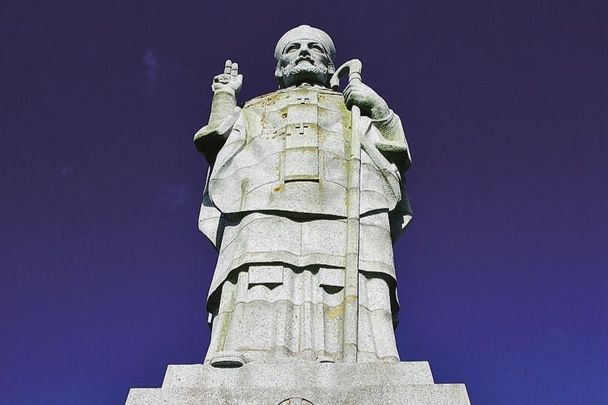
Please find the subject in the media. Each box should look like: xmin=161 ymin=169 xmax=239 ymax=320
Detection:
xmin=126 ymin=361 xmax=471 ymax=405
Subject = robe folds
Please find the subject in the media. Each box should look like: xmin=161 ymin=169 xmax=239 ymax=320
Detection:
xmin=195 ymin=84 xmax=412 ymax=364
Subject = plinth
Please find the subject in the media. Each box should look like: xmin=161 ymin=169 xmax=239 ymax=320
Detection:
xmin=126 ymin=361 xmax=470 ymax=404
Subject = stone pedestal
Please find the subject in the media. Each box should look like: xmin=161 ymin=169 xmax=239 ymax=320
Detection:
xmin=126 ymin=361 xmax=470 ymax=404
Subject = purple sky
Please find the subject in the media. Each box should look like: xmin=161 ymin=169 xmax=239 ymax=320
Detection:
xmin=1 ymin=1 xmax=606 ymax=404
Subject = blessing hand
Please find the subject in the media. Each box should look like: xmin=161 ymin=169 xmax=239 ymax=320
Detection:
xmin=212 ymin=59 xmax=243 ymax=95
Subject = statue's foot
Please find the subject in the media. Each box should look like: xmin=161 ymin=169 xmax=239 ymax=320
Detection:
xmin=208 ymin=351 xmax=249 ymax=368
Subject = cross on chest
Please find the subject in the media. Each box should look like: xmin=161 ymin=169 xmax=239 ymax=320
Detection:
xmin=294 ymin=123 xmax=309 ymax=135
xmin=296 ymin=96 xmax=310 ymax=104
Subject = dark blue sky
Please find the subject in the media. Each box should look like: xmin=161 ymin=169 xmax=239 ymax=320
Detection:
xmin=1 ymin=1 xmax=606 ymax=404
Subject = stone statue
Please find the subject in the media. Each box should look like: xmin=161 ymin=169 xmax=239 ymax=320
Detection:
xmin=127 ymin=25 xmax=471 ymax=405
xmin=194 ymin=25 xmax=412 ymax=368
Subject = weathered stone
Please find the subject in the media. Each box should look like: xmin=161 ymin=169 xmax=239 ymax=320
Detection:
xmin=126 ymin=362 xmax=470 ymax=405
xmin=126 ymin=24 xmax=470 ymax=404
xmin=196 ymin=24 xmax=412 ymax=366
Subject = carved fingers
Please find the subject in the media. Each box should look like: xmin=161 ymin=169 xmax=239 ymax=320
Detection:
xmin=343 ymin=81 xmax=389 ymax=119
xmin=224 ymin=59 xmax=232 ymax=75
xmin=344 ymin=80 xmax=371 ymax=110
xmin=230 ymin=62 xmax=239 ymax=77
xmin=212 ymin=59 xmax=243 ymax=94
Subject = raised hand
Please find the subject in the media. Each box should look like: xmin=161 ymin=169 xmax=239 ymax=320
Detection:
xmin=212 ymin=59 xmax=243 ymax=95
xmin=344 ymin=80 xmax=390 ymax=120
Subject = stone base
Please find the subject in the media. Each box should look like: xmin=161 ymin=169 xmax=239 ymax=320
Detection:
xmin=126 ymin=361 xmax=470 ymax=404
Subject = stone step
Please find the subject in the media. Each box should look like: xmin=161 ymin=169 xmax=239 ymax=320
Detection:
xmin=162 ymin=361 xmax=435 ymax=389
xmin=126 ymin=384 xmax=470 ymax=405
xmin=126 ymin=361 xmax=470 ymax=405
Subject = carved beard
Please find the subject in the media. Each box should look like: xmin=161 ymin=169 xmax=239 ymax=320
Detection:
xmin=280 ymin=59 xmax=331 ymax=88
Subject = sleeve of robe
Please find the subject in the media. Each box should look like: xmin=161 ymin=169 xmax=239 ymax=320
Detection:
xmin=362 ymin=110 xmax=413 ymax=241
xmin=193 ymin=91 xmax=242 ymax=249
xmin=194 ymin=90 xmax=242 ymax=165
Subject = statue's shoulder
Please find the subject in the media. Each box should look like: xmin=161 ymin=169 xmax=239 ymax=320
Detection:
xmin=243 ymin=87 xmax=343 ymax=109
xmin=243 ymin=90 xmax=281 ymax=109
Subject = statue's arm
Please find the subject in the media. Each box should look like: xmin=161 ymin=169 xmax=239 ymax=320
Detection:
xmin=369 ymin=111 xmax=412 ymax=172
xmin=194 ymin=90 xmax=240 ymax=164
xmin=194 ymin=60 xmax=243 ymax=165
xmin=344 ymin=80 xmax=411 ymax=171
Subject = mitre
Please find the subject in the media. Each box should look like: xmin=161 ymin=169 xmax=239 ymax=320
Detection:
xmin=274 ymin=25 xmax=336 ymax=60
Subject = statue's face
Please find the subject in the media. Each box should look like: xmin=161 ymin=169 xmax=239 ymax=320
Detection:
xmin=275 ymin=39 xmax=335 ymax=88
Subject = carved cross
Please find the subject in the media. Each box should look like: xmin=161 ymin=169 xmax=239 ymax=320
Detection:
xmin=296 ymin=96 xmax=310 ymax=104
xmin=294 ymin=123 xmax=309 ymax=135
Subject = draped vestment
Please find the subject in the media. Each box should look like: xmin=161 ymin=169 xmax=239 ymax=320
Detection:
xmin=195 ymin=84 xmax=412 ymax=364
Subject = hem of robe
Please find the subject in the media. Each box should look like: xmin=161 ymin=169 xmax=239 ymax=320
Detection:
xmin=205 ymin=266 xmax=400 ymax=364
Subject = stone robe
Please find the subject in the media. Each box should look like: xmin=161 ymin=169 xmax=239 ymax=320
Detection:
xmin=195 ymin=84 xmax=412 ymax=364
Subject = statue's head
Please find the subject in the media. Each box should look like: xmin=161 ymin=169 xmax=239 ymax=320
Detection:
xmin=274 ymin=25 xmax=336 ymax=89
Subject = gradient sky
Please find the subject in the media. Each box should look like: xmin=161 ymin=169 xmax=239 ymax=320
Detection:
xmin=1 ymin=1 xmax=606 ymax=404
